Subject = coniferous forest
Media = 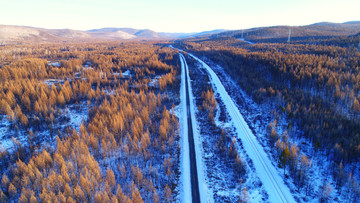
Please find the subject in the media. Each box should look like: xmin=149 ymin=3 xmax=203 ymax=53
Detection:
xmin=0 ymin=31 xmax=360 ymax=202
xmin=0 ymin=42 xmax=182 ymax=202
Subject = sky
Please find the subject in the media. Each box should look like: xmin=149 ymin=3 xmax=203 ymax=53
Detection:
xmin=0 ymin=0 xmax=359 ymax=33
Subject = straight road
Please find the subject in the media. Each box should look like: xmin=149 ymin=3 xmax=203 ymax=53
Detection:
xmin=179 ymin=53 xmax=201 ymax=203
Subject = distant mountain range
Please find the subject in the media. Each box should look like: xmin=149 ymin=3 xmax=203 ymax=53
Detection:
xmin=87 ymin=28 xmax=164 ymax=40
xmin=0 ymin=25 xmax=226 ymax=45
xmin=0 ymin=21 xmax=359 ymax=45
xmin=160 ymin=29 xmax=228 ymax=39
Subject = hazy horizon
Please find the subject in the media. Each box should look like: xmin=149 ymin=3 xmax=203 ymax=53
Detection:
xmin=1 ymin=20 xmax=359 ymax=34
xmin=1 ymin=0 xmax=359 ymax=33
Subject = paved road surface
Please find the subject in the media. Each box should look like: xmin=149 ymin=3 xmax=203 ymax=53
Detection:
xmin=180 ymin=53 xmax=201 ymax=203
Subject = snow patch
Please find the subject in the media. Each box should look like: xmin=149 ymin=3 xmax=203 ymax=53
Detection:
xmin=66 ymin=101 xmax=89 ymax=132
xmin=43 ymin=79 xmax=64 ymax=86
xmin=48 ymin=61 xmax=61 ymax=67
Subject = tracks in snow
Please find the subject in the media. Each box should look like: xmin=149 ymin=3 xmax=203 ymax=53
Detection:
xmin=187 ymin=53 xmax=296 ymax=203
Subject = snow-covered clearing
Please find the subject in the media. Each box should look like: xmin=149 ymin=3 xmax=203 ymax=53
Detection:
xmin=0 ymin=115 xmax=17 ymax=150
xmin=188 ymin=53 xmax=296 ymax=203
xmin=237 ymin=38 xmax=254 ymax=45
xmin=66 ymin=101 xmax=89 ymax=132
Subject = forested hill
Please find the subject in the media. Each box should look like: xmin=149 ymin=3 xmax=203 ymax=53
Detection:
xmin=217 ymin=21 xmax=360 ymax=44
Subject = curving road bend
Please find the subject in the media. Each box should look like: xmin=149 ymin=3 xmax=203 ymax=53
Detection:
xmin=187 ymin=53 xmax=296 ymax=203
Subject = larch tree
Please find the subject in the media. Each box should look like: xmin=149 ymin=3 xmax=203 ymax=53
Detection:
xmin=116 ymin=184 xmax=131 ymax=203
xmin=8 ymin=183 xmax=17 ymax=198
xmin=105 ymin=168 xmax=116 ymax=191
xmin=279 ymin=146 xmax=290 ymax=175
xmin=131 ymin=184 xmax=143 ymax=203
xmin=239 ymin=187 xmax=250 ymax=203
xmin=164 ymin=184 xmax=172 ymax=202
xmin=1 ymin=174 xmax=9 ymax=190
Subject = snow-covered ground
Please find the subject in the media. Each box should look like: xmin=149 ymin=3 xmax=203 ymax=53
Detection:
xmin=65 ymin=101 xmax=89 ymax=132
xmin=43 ymin=79 xmax=64 ymax=86
xmin=0 ymin=115 xmax=17 ymax=150
xmin=188 ymin=53 xmax=296 ymax=203
xmin=149 ymin=75 xmax=160 ymax=87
